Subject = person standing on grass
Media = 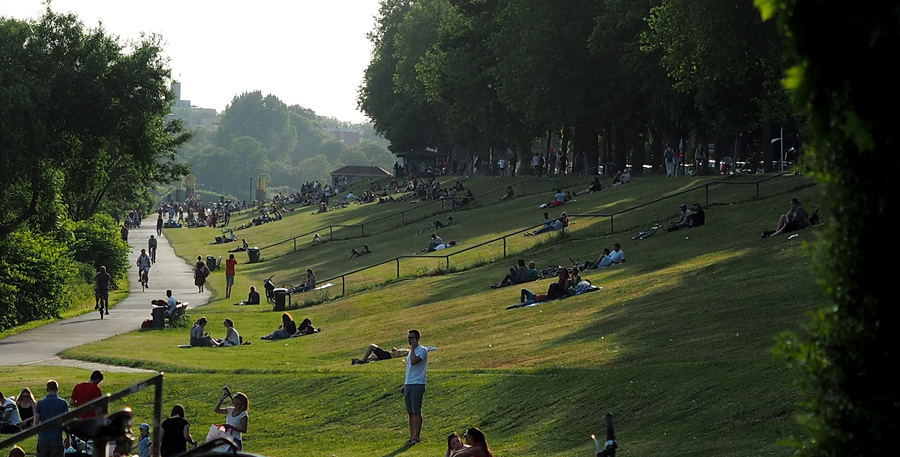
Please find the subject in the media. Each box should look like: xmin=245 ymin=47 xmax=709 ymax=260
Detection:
xmin=71 ymin=370 xmax=103 ymax=418
xmin=33 ymin=380 xmax=69 ymax=457
xmin=224 ymin=254 xmax=237 ymax=299
xmin=403 ymin=329 xmax=428 ymax=446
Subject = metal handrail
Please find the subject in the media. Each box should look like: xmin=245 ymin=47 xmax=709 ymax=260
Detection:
xmin=0 ymin=374 xmax=165 ymax=457
xmin=284 ymin=173 xmax=795 ymax=301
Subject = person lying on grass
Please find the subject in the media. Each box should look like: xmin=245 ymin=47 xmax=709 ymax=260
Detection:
xmin=526 ymin=212 xmax=569 ymax=236
xmin=510 ymin=277 xmax=600 ymax=309
xmin=351 ymin=344 xmax=410 ymax=364
xmin=350 ymin=244 xmax=373 ymax=259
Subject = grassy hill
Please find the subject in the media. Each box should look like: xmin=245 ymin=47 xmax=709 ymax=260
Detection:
xmin=1 ymin=174 xmax=825 ymax=457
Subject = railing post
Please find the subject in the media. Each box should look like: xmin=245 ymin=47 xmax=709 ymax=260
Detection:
xmin=396 ymin=258 xmax=401 ymax=278
xmin=446 ymin=256 xmax=449 ymax=271
xmin=341 ymin=276 xmax=345 ymax=296
xmin=503 ymin=236 xmax=507 ymax=258
xmin=329 ymin=226 xmax=334 ymax=240
xmin=610 ymin=215 xmax=614 ymax=233
xmin=401 ymin=211 xmax=405 ymax=227
xmin=361 ymin=224 xmax=365 ymax=237
xmin=293 ymin=238 xmax=297 ymax=252
xmin=152 ymin=375 xmax=164 ymax=457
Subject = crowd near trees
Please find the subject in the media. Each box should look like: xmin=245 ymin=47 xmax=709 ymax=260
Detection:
xmin=359 ymin=0 xmax=795 ymax=175
xmin=1 ymin=9 xmax=186 ymax=330
xmin=176 ymin=92 xmax=394 ymax=199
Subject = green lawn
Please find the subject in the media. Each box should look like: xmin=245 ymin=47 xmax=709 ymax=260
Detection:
xmin=1 ymin=174 xmax=824 ymax=457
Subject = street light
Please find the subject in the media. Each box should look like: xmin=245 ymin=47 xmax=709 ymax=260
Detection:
xmin=771 ymin=127 xmax=784 ymax=173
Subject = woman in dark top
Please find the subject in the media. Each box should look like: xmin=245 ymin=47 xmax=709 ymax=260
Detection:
xmin=15 ymin=388 xmax=37 ymax=427
xmin=261 ymin=312 xmax=296 ymax=340
xmin=160 ymin=404 xmax=196 ymax=457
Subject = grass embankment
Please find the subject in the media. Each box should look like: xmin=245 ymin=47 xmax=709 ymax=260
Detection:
xmin=2 ymin=175 xmax=824 ymax=456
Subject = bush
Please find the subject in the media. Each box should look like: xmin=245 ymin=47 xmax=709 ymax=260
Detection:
xmin=0 ymin=229 xmax=78 ymax=331
xmin=70 ymin=214 xmax=130 ymax=286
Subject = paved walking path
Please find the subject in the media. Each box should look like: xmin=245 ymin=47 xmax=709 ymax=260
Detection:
xmin=0 ymin=218 xmax=210 ymax=372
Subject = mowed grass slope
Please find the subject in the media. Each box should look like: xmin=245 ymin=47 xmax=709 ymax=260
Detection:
xmin=3 ymin=175 xmax=824 ymax=457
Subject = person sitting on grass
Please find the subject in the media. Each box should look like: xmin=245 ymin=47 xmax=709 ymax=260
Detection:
xmin=500 ymin=186 xmax=515 ymax=201
xmin=261 ymin=312 xmax=296 ymax=340
xmin=423 ymin=233 xmax=443 ymax=252
xmin=492 ymin=259 xmax=527 ymax=288
xmin=583 ymin=248 xmax=612 ymax=270
xmin=351 ymin=344 xmax=410 ymax=365
xmin=611 ymin=169 xmax=630 ymax=186
xmin=667 ymin=204 xmax=692 ymax=232
xmin=228 ymin=239 xmax=249 ymax=253
xmin=608 ymin=243 xmax=625 ymax=264
xmin=575 ymin=177 xmax=604 ymax=196
xmin=190 ymin=317 xmax=222 ymax=347
xmin=235 ymin=286 xmax=260 ymax=306
xmin=547 ymin=268 xmax=576 ymax=300
xmin=539 ymin=189 xmax=567 ymax=209
xmin=221 ymin=319 xmax=241 ymax=347
xmin=762 ymin=197 xmax=813 ymax=238
xmin=294 ymin=318 xmax=320 ymax=336
xmin=445 ymin=432 xmax=469 ymax=457
xmin=449 ymin=427 xmax=493 ymax=457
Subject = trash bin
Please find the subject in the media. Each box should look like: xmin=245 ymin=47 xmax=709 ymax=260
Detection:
xmin=151 ymin=306 xmax=166 ymax=329
xmin=206 ymin=255 xmax=217 ymax=271
xmin=273 ymin=288 xmax=290 ymax=311
xmin=248 ymin=247 xmax=260 ymax=263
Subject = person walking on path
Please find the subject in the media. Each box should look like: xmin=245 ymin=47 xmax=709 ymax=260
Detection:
xmin=94 ymin=266 xmax=112 ymax=317
xmin=194 ymin=256 xmax=209 ymax=293
xmin=224 ymin=254 xmax=237 ymax=299
xmin=403 ymin=329 xmax=428 ymax=446
xmin=156 ymin=214 xmax=163 ymax=236
xmin=34 ymin=380 xmax=69 ymax=457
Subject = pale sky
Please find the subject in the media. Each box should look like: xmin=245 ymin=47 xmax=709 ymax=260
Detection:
xmin=1 ymin=0 xmax=381 ymax=123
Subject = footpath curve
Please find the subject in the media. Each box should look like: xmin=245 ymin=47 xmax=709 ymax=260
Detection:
xmin=0 ymin=218 xmax=210 ymax=371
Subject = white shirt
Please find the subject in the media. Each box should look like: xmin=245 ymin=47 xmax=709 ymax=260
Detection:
xmin=1 ymin=398 xmax=20 ymax=424
xmin=609 ymin=249 xmax=625 ymax=263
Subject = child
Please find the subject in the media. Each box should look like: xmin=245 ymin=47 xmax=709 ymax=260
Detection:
xmin=138 ymin=423 xmax=151 ymax=457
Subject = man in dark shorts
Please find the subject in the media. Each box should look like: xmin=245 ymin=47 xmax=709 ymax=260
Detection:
xmin=351 ymin=344 xmax=409 ymax=365
xmin=403 ymin=329 xmax=428 ymax=446
xmin=95 ymin=266 xmax=112 ymax=316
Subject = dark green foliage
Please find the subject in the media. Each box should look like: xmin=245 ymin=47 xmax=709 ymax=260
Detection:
xmin=0 ymin=230 xmax=78 ymax=331
xmin=69 ymin=214 xmax=130 ymax=285
xmin=760 ymin=0 xmax=900 ymax=455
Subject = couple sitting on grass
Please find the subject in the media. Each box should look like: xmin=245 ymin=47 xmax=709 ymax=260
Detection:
xmin=260 ymin=312 xmax=319 ymax=340
xmin=491 ymin=259 xmax=540 ymax=288
xmin=508 ymin=267 xmax=600 ymax=309
xmin=190 ymin=317 xmax=246 ymax=347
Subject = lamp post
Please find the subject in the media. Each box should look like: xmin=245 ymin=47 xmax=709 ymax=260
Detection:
xmin=770 ymin=127 xmax=784 ymax=173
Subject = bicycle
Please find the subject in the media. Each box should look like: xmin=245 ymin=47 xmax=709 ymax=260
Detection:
xmin=140 ymin=267 xmax=150 ymax=291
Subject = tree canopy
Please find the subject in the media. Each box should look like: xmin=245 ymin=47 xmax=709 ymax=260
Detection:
xmin=0 ymin=9 xmax=191 ymax=235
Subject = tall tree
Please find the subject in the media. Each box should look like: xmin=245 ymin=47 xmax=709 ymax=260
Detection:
xmin=0 ymin=10 xmax=190 ymax=232
xmin=760 ymin=0 xmax=900 ymax=455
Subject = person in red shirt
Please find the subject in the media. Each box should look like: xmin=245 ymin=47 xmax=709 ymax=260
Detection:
xmin=71 ymin=370 xmax=103 ymax=418
xmin=225 ymin=254 xmax=238 ymax=299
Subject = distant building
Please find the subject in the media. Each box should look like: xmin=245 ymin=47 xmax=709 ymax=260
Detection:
xmin=326 ymin=127 xmax=361 ymax=146
xmin=330 ymin=165 xmax=392 ymax=186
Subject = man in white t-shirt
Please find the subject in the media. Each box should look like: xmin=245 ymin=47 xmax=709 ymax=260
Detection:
xmin=403 ymin=329 xmax=428 ymax=446
xmin=1 ymin=391 xmax=21 ymax=426
xmin=609 ymin=243 xmax=625 ymax=264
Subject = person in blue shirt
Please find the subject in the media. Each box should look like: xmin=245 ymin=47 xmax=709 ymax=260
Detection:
xmin=403 ymin=329 xmax=428 ymax=446
xmin=34 ymin=380 xmax=69 ymax=457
